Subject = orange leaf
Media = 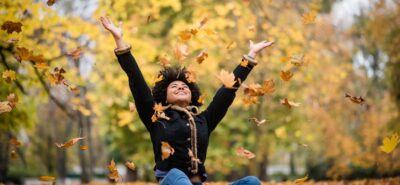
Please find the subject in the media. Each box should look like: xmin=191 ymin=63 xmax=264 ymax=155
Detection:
xmin=67 ymin=47 xmax=82 ymax=60
xmin=39 ymin=176 xmax=56 ymax=181
xmin=159 ymin=54 xmax=171 ymax=67
xmin=2 ymin=70 xmax=16 ymax=83
xmin=216 ymin=70 xmax=236 ymax=88
xmin=261 ymin=79 xmax=275 ymax=94
xmin=9 ymin=138 xmax=21 ymax=147
xmin=243 ymin=96 xmax=258 ymax=106
xmin=125 ymin=161 xmax=136 ymax=171
xmin=161 ymin=141 xmax=175 ymax=160
xmin=179 ymin=30 xmax=192 ymax=41
xmin=197 ymin=93 xmax=207 ymax=104
xmin=14 ymin=47 xmax=33 ymax=62
xmin=294 ymin=174 xmax=309 ymax=183
xmin=236 ymin=147 xmax=255 ymax=159
xmin=1 ymin=21 xmax=22 ymax=34
xmin=80 ymin=145 xmax=89 ymax=150
xmin=55 ymin=137 xmax=85 ymax=148
xmin=174 ymin=44 xmax=189 ymax=61
xmin=280 ymin=70 xmax=294 ymax=81
xmin=226 ymin=41 xmax=237 ymax=50
xmin=198 ymin=17 xmax=208 ymax=28
xmin=107 ymin=159 xmax=120 ymax=181
xmin=302 ymin=11 xmax=317 ymax=25
xmin=196 ymin=49 xmax=208 ymax=64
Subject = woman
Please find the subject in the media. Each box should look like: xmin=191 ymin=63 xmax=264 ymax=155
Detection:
xmin=100 ymin=16 xmax=273 ymax=185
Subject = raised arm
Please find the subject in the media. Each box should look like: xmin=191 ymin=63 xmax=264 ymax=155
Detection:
xmin=204 ymin=40 xmax=274 ymax=133
xmin=100 ymin=16 xmax=154 ymax=131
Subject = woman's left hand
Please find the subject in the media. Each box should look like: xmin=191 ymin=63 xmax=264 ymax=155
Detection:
xmin=248 ymin=40 xmax=274 ymax=58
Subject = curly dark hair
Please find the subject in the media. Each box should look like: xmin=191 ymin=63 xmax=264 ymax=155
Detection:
xmin=152 ymin=66 xmax=202 ymax=107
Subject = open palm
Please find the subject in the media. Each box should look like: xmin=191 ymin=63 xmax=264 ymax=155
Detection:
xmin=100 ymin=16 xmax=123 ymax=40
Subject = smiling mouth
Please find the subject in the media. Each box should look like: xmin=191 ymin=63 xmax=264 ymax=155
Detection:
xmin=175 ymin=92 xmax=186 ymax=95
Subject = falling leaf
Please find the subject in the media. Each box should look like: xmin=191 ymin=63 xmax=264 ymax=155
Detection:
xmin=185 ymin=70 xmax=197 ymax=83
xmin=190 ymin=28 xmax=198 ymax=36
xmin=161 ymin=141 xmax=175 ymax=160
xmin=107 ymin=159 xmax=120 ymax=181
xmin=152 ymin=103 xmax=170 ymax=122
xmin=80 ymin=145 xmax=88 ymax=150
xmin=280 ymin=70 xmax=294 ymax=81
xmin=280 ymin=56 xmax=291 ymax=63
xmin=67 ymin=47 xmax=82 ymax=60
xmin=197 ymin=93 xmax=207 ymax=104
xmin=261 ymin=79 xmax=275 ymax=94
xmin=159 ymin=54 xmax=171 ymax=67
xmin=10 ymin=150 xmax=17 ymax=160
xmin=290 ymin=54 xmax=305 ymax=67
xmin=236 ymin=147 xmax=255 ymax=159
xmin=216 ymin=70 xmax=236 ymax=88
xmin=174 ymin=44 xmax=189 ymax=62
xmin=248 ymin=117 xmax=266 ymax=126
xmin=125 ymin=161 xmax=136 ymax=171
xmin=196 ymin=49 xmax=208 ymax=64
xmin=198 ymin=17 xmax=208 ymax=28
xmin=2 ymin=70 xmax=16 ymax=83
xmin=152 ymin=74 xmax=164 ymax=85
xmin=294 ymin=174 xmax=309 ymax=183
xmin=203 ymin=28 xmax=216 ymax=35
xmin=380 ymin=133 xmax=400 ymax=154
xmin=47 ymin=67 xmax=66 ymax=85
xmin=129 ymin=101 xmax=136 ymax=112
xmin=226 ymin=41 xmax=237 ymax=50
xmin=248 ymin=25 xmax=256 ymax=32
xmin=47 ymin=0 xmax=56 ymax=6
xmin=69 ymin=84 xmax=80 ymax=93
xmin=243 ymin=83 xmax=263 ymax=96
xmin=1 ymin=21 xmax=22 ymax=34
xmin=345 ymin=93 xmax=365 ymax=104
xmin=243 ymin=96 xmax=258 ymax=106
xmin=280 ymin=98 xmax=301 ymax=108
xmin=9 ymin=138 xmax=21 ymax=147
xmin=55 ymin=137 xmax=85 ymax=148
xmin=179 ymin=30 xmax=192 ymax=41
xmin=39 ymin=176 xmax=56 ymax=182
xmin=302 ymin=11 xmax=317 ymax=25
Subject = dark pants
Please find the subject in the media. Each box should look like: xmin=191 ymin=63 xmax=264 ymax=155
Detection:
xmin=159 ymin=168 xmax=262 ymax=185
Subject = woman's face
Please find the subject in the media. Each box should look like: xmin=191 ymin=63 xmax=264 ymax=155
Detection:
xmin=166 ymin=80 xmax=192 ymax=106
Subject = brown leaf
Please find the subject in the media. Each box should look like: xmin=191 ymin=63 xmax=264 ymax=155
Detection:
xmin=161 ymin=141 xmax=175 ymax=160
xmin=1 ymin=21 xmax=22 ymax=34
xmin=345 ymin=93 xmax=365 ymax=104
xmin=39 ymin=176 xmax=56 ymax=182
xmin=14 ymin=47 xmax=33 ymax=62
xmin=107 ymin=159 xmax=120 ymax=181
xmin=47 ymin=0 xmax=56 ymax=6
xmin=9 ymin=138 xmax=21 ymax=147
xmin=55 ymin=137 xmax=85 ymax=148
xmin=10 ymin=150 xmax=17 ymax=160
xmin=179 ymin=30 xmax=192 ymax=41
xmin=198 ymin=17 xmax=208 ymax=28
xmin=248 ymin=117 xmax=266 ymax=126
xmin=67 ymin=47 xmax=82 ymax=60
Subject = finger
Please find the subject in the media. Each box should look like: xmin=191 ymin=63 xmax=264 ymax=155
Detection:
xmin=249 ymin=40 xmax=254 ymax=47
xmin=106 ymin=16 xmax=113 ymax=25
xmin=119 ymin=21 xmax=123 ymax=29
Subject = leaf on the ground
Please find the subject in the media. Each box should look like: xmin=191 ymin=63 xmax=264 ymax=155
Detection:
xmin=55 ymin=137 xmax=85 ymax=148
xmin=39 ymin=176 xmax=56 ymax=182
xmin=161 ymin=141 xmax=175 ymax=160
xmin=345 ymin=93 xmax=365 ymax=104
xmin=280 ymin=70 xmax=294 ymax=81
xmin=1 ymin=21 xmax=22 ymax=34
xmin=125 ymin=161 xmax=136 ymax=171
xmin=280 ymin=98 xmax=301 ymax=108
xmin=294 ymin=174 xmax=309 ymax=183
xmin=380 ymin=133 xmax=400 ymax=154
xmin=236 ymin=147 xmax=255 ymax=159
xmin=2 ymin=70 xmax=16 ymax=83
xmin=216 ymin=70 xmax=236 ymax=88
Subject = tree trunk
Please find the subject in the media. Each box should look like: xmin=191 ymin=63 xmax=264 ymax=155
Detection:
xmin=0 ymin=130 xmax=10 ymax=183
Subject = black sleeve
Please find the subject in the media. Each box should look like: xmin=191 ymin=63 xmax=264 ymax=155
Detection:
xmin=115 ymin=51 xmax=154 ymax=132
xmin=203 ymin=63 xmax=255 ymax=134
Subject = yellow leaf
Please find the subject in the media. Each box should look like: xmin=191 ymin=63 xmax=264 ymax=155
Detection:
xmin=294 ymin=174 xmax=309 ymax=183
xmin=226 ymin=41 xmax=237 ymax=50
xmin=2 ymin=70 xmax=16 ymax=83
xmin=159 ymin=54 xmax=171 ymax=67
xmin=107 ymin=159 xmax=120 ymax=181
xmin=34 ymin=62 xmax=49 ymax=69
xmin=380 ymin=133 xmax=400 ymax=154
xmin=161 ymin=141 xmax=175 ymax=160
xmin=80 ymin=145 xmax=89 ymax=150
xmin=216 ymin=70 xmax=236 ymax=88
xmin=197 ymin=93 xmax=207 ymax=104
xmin=248 ymin=25 xmax=255 ymax=32
xmin=240 ymin=58 xmax=248 ymax=67
xmin=302 ymin=11 xmax=317 ymax=25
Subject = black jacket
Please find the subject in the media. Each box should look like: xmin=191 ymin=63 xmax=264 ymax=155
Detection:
xmin=116 ymin=50 xmax=254 ymax=182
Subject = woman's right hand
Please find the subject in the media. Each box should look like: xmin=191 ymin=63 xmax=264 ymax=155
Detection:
xmin=100 ymin=16 xmax=123 ymax=40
